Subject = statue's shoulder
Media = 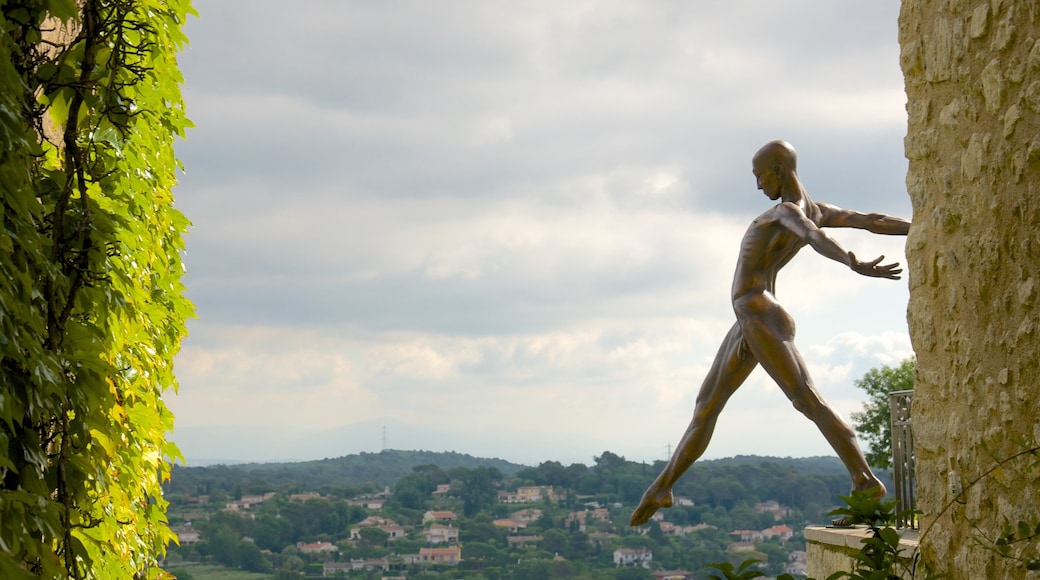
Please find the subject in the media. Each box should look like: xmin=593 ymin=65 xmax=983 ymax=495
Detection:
xmin=757 ymin=202 xmax=800 ymax=222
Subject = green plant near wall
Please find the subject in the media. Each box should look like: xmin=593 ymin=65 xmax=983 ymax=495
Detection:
xmin=706 ymin=490 xmax=938 ymax=580
xmin=706 ymin=436 xmax=1040 ymax=579
xmin=825 ymin=490 xmax=943 ymax=580
xmin=0 ymin=0 xmax=194 ymax=578
xmin=706 ymin=558 xmax=768 ymax=579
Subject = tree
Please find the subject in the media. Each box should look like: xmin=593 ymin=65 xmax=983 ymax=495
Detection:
xmin=850 ymin=358 xmax=916 ymax=469
xmin=357 ymin=526 xmax=390 ymax=551
xmin=565 ymin=531 xmax=591 ymax=560
xmin=755 ymin=541 xmax=788 ymax=576
xmin=462 ymin=542 xmax=507 ymax=567
xmin=0 ymin=1 xmax=193 ymax=578
xmin=540 ymin=529 xmax=570 ymax=556
xmin=614 ymin=566 xmax=654 ymax=579
xmin=236 ymin=542 xmax=272 ymax=574
xmin=390 ymin=472 xmax=430 ymax=510
xmin=461 ymin=513 xmax=508 ymax=545
xmin=459 ymin=466 xmax=500 ymax=516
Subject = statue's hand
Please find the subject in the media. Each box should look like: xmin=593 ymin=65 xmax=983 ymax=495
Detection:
xmin=849 ymin=252 xmax=902 ymax=280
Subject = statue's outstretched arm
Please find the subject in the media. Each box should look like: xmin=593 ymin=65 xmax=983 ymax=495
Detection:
xmin=816 ymin=202 xmax=910 ymax=235
xmin=777 ymin=203 xmax=903 ymax=280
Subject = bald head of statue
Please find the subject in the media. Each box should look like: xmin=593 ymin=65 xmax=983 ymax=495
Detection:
xmin=753 ymin=140 xmax=798 ymax=172
xmin=752 ymin=140 xmax=800 ymax=200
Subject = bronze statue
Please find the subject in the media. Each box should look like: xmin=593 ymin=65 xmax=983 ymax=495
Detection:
xmin=630 ymin=140 xmax=911 ymax=526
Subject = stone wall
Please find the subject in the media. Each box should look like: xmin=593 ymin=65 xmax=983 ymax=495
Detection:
xmin=804 ymin=527 xmax=918 ymax=579
xmin=899 ymin=1 xmax=1040 ymax=577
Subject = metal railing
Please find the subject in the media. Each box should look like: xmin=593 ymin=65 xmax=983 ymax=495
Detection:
xmin=890 ymin=389 xmax=916 ymax=529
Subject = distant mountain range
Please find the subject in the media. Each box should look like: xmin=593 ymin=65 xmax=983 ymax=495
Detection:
xmin=164 ymin=449 xmax=527 ymax=496
xmin=164 ymin=448 xmax=871 ymax=502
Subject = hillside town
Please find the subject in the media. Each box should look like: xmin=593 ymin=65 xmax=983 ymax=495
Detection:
xmin=163 ymin=455 xmax=836 ymax=579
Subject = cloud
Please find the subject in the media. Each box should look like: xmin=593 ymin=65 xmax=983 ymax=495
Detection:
xmin=173 ymin=326 xmax=376 ymax=429
xmin=170 ymin=0 xmax=911 ymax=465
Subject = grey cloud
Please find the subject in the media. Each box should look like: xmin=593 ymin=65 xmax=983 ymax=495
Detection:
xmin=171 ymin=0 xmax=912 ymax=464
xmin=177 ymin=0 xmax=906 ymax=200
xmin=184 ymin=250 xmax=707 ymax=335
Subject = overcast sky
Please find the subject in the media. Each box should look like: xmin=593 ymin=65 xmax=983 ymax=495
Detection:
xmin=169 ymin=0 xmax=914 ymax=467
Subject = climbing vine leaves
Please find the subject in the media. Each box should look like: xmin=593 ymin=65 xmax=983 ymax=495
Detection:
xmin=0 ymin=0 xmax=194 ymax=577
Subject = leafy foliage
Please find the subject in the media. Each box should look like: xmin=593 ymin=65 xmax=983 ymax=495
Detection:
xmin=458 ymin=466 xmax=500 ymax=517
xmin=850 ymin=358 xmax=915 ymax=469
xmin=708 ymin=490 xmax=937 ymax=580
xmin=0 ymin=1 xmax=193 ymax=577
xmin=706 ymin=558 xmax=767 ymax=579
xmin=825 ymin=490 xmax=943 ymax=580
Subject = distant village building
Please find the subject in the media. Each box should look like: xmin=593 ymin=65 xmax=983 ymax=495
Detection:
xmin=728 ymin=541 xmax=757 ymax=553
xmin=755 ymin=500 xmax=791 ymax=520
xmin=730 ymin=529 xmax=764 ymax=543
xmin=350 ymin=516 xmax=405 ymax=541
xmin=348 ymin=495 xmax=387 ymax=510
xmin=510 ymin=508 xmax=542 ymax=524
xmin=418 ymin=547 xmax=462 ymax=565
xmin=432 ymin=483 xmax=451 ymax=496
xmin=498 ymin=485 xmax=556 ymax=503
xmin=362 ymin=498 xmax=385 ymax=510
xmin=658 ymin=521 xmax=695 ymax=537
xmin=614 ymin=547 xmax=653 ymax=568
xmin=224 ymin=492 xmax=275 ymax=511
xmin=424 ymin=524 xmax=458 ymax=544
xmin=786 ymin=550 xmax=808 ymax=576
xmin=507 ymin=535 xmax=542 ymax=548
xmin=380 ymin=523 xmax=407 ymax=540
xmin=172 ymin=527 xmax=200 ymax=545
xmin=492 ymin=519 xmax=523 ymax=533
xmin=422 ymin=510 xmax=457 ymax=523
xmin=730 ymin=524 xmax=793 ymax=544
xmin=763 ymin=524 xmax=794 ymax=541
xmin=565 ymin=507 xmax=612 ymax=531
xmin=565 ymin=511 xmax=587 ymax=531
xmin=353 ymin=515 xmax=390 ymax=530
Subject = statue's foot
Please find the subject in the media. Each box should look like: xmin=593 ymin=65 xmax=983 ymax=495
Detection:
xmin=830 ymin=479 xmax=889 ymax=527
xmin=629 ymin=484 xmax=673 ymax=526
xmin=830 ymin=515 xmax=856 ymax=527
xmin=854 ymin=478 xmax=887 ymax=499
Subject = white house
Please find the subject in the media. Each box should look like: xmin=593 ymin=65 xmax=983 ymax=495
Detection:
xmin=613 ymin=547 xmax=653 ymax=568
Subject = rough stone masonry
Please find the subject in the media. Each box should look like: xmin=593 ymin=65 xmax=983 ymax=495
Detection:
xmin=900 ymin=0 xmax=1040 ymax=577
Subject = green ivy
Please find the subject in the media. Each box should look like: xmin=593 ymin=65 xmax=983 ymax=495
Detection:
xmin=0 ymin=0 xmax=194 ymax=577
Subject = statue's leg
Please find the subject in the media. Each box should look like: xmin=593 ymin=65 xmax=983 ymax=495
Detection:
xmin=630 ymin=322 xmax=758 ymax=525
xmin=735 ymin=293 xmax=884 ymax=496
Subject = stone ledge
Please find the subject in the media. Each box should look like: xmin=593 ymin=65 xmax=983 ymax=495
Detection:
xmin=804 ymin=526 xmax=919 ymax=579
